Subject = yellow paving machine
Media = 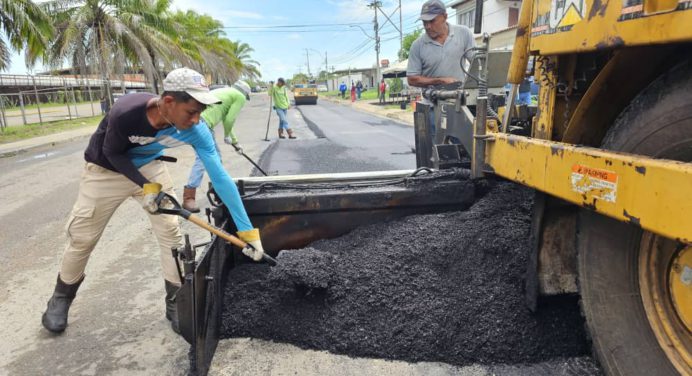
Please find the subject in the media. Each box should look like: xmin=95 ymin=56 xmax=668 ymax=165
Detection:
xmin=423 ymin=0 xmax=692 ymax=374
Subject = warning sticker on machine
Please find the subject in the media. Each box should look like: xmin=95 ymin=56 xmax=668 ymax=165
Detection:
xmin=570 ymin=165 xmax=618 ymax=203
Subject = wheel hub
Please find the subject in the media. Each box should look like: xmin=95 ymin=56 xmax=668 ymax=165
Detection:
xmin=639 ymin=235 xmax=692 ymax=374
xmin=670 ymin=245 xmax=692 ymax=333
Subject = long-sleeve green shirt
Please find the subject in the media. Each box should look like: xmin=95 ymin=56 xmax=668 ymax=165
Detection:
xmin=200 ymin=87 xmax=246 ymax=143
xmin=268 ymin=84 xmax=290 ymax=110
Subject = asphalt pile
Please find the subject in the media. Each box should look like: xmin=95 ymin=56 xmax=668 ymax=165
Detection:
xmin=220 ymin=181 xmax=595 ymax=368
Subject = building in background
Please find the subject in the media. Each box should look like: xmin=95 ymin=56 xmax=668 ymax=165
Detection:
xmin=450 ymin=0 xmax=522 ymax=50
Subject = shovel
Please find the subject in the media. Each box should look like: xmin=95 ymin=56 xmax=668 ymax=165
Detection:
xmin=155 ymin=192 xmax=278 ymax=266
xmin=232 ymin=144 xmax=268 ymax=176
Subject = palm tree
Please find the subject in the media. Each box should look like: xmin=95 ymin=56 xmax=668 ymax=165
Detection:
xmin=169 ymin=10 xmax=245 ymax=84
xmin=42 ymin=0 xmax=183 ymax=95
xmin=119 ymin=0 xmax=192 ymax=92
xmin=0 ymin=0 xmax=53 ymax=71
xmin=229 ymin=40 xmax=261 ymax=81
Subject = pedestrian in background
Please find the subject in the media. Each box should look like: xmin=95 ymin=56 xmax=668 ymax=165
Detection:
xmin=100 ymin=95 xmax=110 ymax=114
xmin=339 ymin=81 xmax=347 ymax=99
xmin=182 ymin=81 xmax=252 ymax=213
xmin=268 ymin=78 xmax=296 ymax=139
xmin=40 ymin=68 xmax=267 ymax=336
xmin=517 ymin=76 xmax=533 ymax=106
xmin=350 ymin=81 xmax=356 ymax=102
xmin=356 ymin=81 xmax=363 ymax=100
xmin=379 ymin=79 xmax=387 ymax=104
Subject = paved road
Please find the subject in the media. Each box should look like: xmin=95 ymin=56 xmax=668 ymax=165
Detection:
xmin=0 ymin=94 xmax=285 ymax=376
xmin=0 ymin=94 xmax=599 ymax=376
xmin=261 ymin=100 xmax=416 ymax=175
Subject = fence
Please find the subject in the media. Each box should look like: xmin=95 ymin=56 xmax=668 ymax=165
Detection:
xmin=0 ymin=77 xmax=148 ymax=130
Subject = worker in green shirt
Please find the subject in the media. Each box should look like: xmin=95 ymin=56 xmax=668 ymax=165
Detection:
xmin=268 ymin=78 xmax=296 ymax=139
xmin=182 ymin=80 xmax=251 ymax=212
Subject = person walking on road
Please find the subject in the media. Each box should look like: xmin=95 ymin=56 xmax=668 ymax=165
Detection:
xmin=40 ymin=68 xmax=268 ymax=336
xmin=182 ymin=81 xmax=252 ymax=213
xmin=350 ymin=81 xmax=356 ymax=102
xmin=356 ymin=81 xmax=363 ymax=100
xmin=379 ymin=79 xmax=387 ymax=104
xmin=268 ymin=78 xmax=296 ymax=139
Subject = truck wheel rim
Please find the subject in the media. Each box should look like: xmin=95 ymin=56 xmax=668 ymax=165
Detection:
xmin=639 ymin=233 xmax=692 ymax=374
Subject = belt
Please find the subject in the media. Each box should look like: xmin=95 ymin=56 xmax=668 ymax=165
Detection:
xmin=155 ymin=155 xmax=178 ymax=163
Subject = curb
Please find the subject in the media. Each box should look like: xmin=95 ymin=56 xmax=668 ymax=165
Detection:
xmin=321 ymin=95 xmax=414 ymax=126
xmin=0 ymin=126 xmax=96 ymax=158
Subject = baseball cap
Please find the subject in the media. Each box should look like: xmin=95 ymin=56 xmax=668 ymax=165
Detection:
xmin=163 ymin=67 xmax=220 ymax=105
xmin=232 ymin=80 xmax=251 ymax=100
xmin=419 ymin=0 xmax=447 ymax=21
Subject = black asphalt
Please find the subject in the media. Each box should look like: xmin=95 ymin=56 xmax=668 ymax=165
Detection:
xmin=222 ymin=181 xmax=601 ymax=374
xmin=260 ymin=100 xmax=416 ymax=175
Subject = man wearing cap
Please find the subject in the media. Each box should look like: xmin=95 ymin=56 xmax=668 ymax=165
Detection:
xmin=41 ymin=68 xmax=267 ymax=336
xmin=407 ymin=0 xmax=475 ymax=139
xmin=182 ymin=80 xmax=251 ymax=212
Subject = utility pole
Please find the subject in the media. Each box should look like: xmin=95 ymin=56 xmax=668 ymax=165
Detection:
xmin=305 ymin=49 xmax=311 ymax=78
xmin=368 ymin=1 xmax=382 ymax=83
xmin=399 ymin=0 xmax=403 ymax=52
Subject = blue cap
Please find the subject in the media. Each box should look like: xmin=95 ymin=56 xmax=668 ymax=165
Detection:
xmin=419 ymin=0 xmax=446 ymax=21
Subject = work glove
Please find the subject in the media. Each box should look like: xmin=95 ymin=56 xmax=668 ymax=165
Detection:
xmin=237 ymin=228 xmax=265 ymax=262
xmin=142 ymin=182 xmax=162 ymax=214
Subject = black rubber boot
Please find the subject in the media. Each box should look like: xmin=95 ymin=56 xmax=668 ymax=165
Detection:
xmin=42 ymin=274 xmax=84 ymax=333
xmin=165 ymin=281 xmax=181 ymax=334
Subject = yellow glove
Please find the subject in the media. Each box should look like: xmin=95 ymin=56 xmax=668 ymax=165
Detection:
xmin=142 ymin=183 xmax=162 ymax=213
xmin=237 ymin=228 xmax=265 ymax=262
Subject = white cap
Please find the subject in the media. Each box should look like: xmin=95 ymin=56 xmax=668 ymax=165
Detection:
xmin=232 ymin=80 xmax=251 ymax=100
xmin=163 ymin=68 xmax=220 ymax=105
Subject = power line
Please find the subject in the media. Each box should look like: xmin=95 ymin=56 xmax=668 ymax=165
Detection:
xmin=221 ymin=22 xmax=370 ymax=29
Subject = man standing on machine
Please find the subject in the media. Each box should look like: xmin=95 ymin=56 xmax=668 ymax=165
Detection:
xmin=407 ymin=0 xmax=475 ymax=140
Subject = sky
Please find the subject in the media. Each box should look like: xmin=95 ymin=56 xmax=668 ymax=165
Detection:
xmin=6 ymin=0 xmax=432 ymax=81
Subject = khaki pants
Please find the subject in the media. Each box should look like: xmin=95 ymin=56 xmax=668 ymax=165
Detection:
xmin=60 ymin=161 xmax=182 ymax=285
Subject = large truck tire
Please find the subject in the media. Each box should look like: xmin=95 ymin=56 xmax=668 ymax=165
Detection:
xmin=577 ymin=59 xmax=692 ymax=376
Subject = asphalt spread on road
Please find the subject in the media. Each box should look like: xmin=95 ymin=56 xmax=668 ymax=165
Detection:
xmin=219 ymin=181 xmax=601 ymax=373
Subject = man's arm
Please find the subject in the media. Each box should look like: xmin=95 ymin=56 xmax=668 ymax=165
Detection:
xmin=407 ymin=75 xmax=460 ymax=87
xmin=191 ymin=125 xmax=253 ymax=231
xmin=222 ymin=95 xmax=246 ymax=143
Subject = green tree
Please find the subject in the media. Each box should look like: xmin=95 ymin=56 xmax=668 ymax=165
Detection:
xmin=123 ymin=0 xmax=190 ymax=93
xmin=229 ymin=40 xmax=261 ymax=81
xmin=169 ymin=10 xmax=243 ymax=84
xmin=388 ymin=77 xmax=403 ymax=93
xmin=0 ymin=0 xmax=53 ymax=71
xmin=291 ymin=73 xmax=309 ymax=84
xmin=398 ymin=29 xmax=422 ymax=60
xmin=42 ymin=0 xmax=174 ymax=92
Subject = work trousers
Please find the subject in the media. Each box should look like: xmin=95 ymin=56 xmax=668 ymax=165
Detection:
xmin=275 ymin=108 xmax=289 ymax=130
xmin=59 ymin=161 xmax=182 ymax=285
xmin=186 ymin=126 xmax=222 ymax=189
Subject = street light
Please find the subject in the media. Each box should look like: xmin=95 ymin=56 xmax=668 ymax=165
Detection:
xmin=349 ymin=24 xmax=375 ymax=40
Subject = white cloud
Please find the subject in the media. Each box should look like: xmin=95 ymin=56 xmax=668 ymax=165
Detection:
xmin=287 ymin=33 xmax=301 ymax=40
